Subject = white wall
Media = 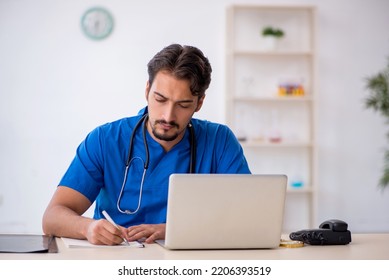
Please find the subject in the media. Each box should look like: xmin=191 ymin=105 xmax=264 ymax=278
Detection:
xmin=0 ymin=0 xmax=388 ymax=234
xmin=314 ymin=0 xmax=389 ymax=232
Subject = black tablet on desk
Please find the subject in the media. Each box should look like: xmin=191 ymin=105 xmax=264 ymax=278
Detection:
xmin=0 ymin=234 xmax=58 ymax=253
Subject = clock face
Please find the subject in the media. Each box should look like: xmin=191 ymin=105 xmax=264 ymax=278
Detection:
xmin=81 ymin=7 xmax=114 ymax=40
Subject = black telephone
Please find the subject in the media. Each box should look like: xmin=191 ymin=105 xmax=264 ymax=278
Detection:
xmin=289 ymin=219 xmax=352 ymax=245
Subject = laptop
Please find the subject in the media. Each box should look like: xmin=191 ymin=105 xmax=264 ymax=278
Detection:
xmin=156 ymin=174 xmax=287 ymax=250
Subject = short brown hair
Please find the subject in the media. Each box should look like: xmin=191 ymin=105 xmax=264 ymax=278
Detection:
xmin=147 ymin=44 xmax=212 ymax=98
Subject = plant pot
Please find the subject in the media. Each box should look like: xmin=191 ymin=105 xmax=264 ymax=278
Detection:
xmin=262 ymin=36 xmax=279 ymax=51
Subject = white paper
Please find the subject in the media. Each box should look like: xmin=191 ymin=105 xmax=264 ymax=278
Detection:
xmin=61 ymin=237 xmax=143 ymax=248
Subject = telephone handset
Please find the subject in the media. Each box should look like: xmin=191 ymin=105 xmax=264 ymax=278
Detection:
xmin=289 ymin=219 xmax=352 ymax=245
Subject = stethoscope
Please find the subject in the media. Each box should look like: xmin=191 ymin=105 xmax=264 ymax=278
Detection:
xmin=117 ymin=113 xmax=196 ymax=215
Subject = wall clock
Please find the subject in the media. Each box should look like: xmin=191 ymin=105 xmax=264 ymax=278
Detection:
xmin=81 ymin=7 xmax=114 ymax=40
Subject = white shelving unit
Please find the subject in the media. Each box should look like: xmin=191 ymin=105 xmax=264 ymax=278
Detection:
xmin=226 ymin=5 xmax=317 ymax=231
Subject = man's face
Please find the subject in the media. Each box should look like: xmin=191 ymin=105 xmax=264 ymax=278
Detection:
xmin=145 ymin=70 xmax=204 ymax=151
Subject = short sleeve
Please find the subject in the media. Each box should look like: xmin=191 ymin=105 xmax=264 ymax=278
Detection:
xmin=59 ymin=127 xmax=105 ymax=202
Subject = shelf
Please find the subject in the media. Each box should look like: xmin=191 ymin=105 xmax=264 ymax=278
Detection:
xmin=232 ymin=50 xmax=313 ymax=57
xmin=240 ymin=140 xmax=313 ymax=148
xmin=226 ymin=4 xmax=317 ymax=229
xmin=233 ymin=96 xmax=313 ymax=102
xmin=286 ymin=187 xmax=314 ymax=194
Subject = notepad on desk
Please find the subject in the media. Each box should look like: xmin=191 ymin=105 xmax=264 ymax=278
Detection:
xmin=61 ymin=237 xmax=144 ymax=248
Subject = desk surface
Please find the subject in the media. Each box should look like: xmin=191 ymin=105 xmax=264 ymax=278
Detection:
xmin=1 ymin=234 xmax=388 ymax=260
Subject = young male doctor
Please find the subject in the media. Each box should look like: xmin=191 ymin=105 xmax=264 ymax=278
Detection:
xmin=42 ymin=44 xmax=251 ymax=245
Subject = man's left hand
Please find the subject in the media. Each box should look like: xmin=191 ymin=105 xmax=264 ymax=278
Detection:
xmin=125 ymin=223 xmax=166 ymax=244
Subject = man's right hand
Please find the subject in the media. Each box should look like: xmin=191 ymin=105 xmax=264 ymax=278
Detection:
xmin=43 ymin=186 xmax=127 ymax=246
xmin=85 ymin=219 xmax=128 ymax=245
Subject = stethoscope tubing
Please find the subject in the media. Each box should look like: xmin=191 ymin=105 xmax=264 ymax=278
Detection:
xmin=117 ymin=113 xmax=196 ymax=215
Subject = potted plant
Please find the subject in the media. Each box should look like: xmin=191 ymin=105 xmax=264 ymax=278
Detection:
xmin=365 ymin=57 xmax=389 ymax=189
xmin=261 ymin=26 xmax=285 ymax=51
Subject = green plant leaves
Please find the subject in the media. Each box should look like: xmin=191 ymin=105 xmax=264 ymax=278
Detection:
xmin=262 ymin=26 xmax=284 ymax=38
xmin=365 ymin=58 xmax=389 ymax=189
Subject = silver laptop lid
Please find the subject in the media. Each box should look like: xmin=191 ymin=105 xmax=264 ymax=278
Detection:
xmin=163 ymin=174 xmax=287 ymax=249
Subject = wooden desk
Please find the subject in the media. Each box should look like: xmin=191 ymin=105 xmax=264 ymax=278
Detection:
xmin=1 ymin=234 xmax=388 ymax=260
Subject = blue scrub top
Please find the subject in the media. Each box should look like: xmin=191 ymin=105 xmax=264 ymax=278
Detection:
xmin=59 ymin=108 xmax=251 ymax=227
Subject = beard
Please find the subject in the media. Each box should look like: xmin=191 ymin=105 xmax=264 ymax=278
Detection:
xmin=151 ymin=120 xmax=180 ymax=141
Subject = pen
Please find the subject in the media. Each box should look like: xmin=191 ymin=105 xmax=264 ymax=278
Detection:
xmin=102 ymin=210 xmax=131 ymax=246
